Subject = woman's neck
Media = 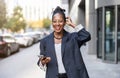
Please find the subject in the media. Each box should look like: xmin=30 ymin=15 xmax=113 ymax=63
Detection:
xmin=54 ymin=31 xmax=63 ymax=40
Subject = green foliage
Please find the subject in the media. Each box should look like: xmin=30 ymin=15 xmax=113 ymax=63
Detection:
xmin=0 ymin=0 xmax=7 ymax=28
xmin=43 ymin=18 xmax=51 ymax=29
xmin=5 ymin=6 xmax=26 ymax=32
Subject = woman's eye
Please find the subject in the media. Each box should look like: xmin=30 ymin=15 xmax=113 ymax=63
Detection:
xmin=53 ymin=21 xmax=56 ymax=23
xmin=52 ymin=20 xmax=63 ymax=23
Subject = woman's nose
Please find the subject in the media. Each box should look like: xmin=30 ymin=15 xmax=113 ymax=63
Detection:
xmin=56 ymin=21 xmax=60 ymax=25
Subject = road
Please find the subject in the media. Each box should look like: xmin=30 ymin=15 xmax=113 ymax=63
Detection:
xmin=0 ymin=43 xmax=45 ymax=78
xmin=1 ymin=42 xmax=120 ymax=78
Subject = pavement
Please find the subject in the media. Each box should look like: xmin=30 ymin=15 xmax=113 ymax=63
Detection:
xmin=81 ymin=46 xmax=120 ymax=78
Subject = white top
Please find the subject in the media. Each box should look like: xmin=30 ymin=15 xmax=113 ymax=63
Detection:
xmin=54 ymin=43 xmax=66 ymax=73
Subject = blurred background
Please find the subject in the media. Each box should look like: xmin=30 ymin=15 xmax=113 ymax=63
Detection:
xmin=0 ymin=0 xmax=120 ymax=78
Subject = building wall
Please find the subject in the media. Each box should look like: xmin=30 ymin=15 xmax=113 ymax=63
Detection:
xmin=68 ymin=0 xmax=120 ymax=62
xmin=96 ymin=0 xmax=120 ymax=9
xmin=69 ymin=0 xmax=82 ymax=24
xmin=86 ymin=0 xmax=97 ymax=54
xmin=61 ymin=0 xmax=69 ymax=16
xmin=77 ymin=8 xmax=85 ymax=26
xmin=68 ymin=0 xmax=97 ymax=54
xmin=68 ymin=0 xmax=75 ymax=11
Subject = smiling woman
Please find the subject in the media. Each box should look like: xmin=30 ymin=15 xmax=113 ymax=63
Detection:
xmin=37 ymin=6 xmax=91 ymax=78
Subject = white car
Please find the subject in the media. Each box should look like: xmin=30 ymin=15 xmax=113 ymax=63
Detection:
xmin=14 ymin=34 xmax=34 ymax=47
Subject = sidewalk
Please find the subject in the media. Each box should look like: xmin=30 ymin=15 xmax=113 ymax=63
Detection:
xmin=81 ymin=46 xmax=120 ymax=78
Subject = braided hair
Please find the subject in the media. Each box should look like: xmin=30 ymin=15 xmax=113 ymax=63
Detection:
xmin=52 ymin=6 xmax=66 ymax=22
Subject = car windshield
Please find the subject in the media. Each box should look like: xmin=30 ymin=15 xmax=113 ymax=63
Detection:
xmin=3 ymin=36 xmax=15 ymax=42
xmin=3 ymin=36 xmax=12 ymax=39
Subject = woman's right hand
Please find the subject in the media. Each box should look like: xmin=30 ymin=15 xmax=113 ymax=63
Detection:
xmin=66 ymin=17 xmax=76 ymax=28
xmin=41 ymin=57 xmax=51 ymax=65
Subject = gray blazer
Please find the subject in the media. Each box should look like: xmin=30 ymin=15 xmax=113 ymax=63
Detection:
xmin=38 ymin=28 xmax=91 ymax=78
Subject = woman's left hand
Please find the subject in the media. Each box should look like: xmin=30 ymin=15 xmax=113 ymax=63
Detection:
xmin=66 ymin=17 xmax=76 ymax=28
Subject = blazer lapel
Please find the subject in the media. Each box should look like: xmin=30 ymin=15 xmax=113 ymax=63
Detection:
xmin=61 ymin=30 xmax=69 ymax=58
xmin=49 ymin=32 xmax=58 ymax=62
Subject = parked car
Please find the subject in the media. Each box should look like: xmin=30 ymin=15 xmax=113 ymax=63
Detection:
xmin=0 ymin=35 xmax=19 ymax=56
xmin=23 ymin=32 xmax=40 ymax=43
xmin=14 ymin=34 xmax=33 ymax=47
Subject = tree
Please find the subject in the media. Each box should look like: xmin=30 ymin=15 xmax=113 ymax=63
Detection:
xmin=5 ymin=6 xmax=26 ymax=32
xmin=0 ymin=0 xmax=6 ymax=29
xmin=43 ymin=18 xmax=51 ymax=29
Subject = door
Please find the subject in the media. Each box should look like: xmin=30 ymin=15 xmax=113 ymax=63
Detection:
xmin=97 ymin=8 xmax=102 ymax=58
xmin=104 ymin=6 xmax=116 ymax=62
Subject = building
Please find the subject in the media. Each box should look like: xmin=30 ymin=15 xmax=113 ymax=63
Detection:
xmin=62 ymin=0 xmax=120 ymax=64
xmin=5 ymin=0 xmax=61 ymax=29
xmin=96 ymin=0 xmax=120 ymax=63
xmin=5 ymin=0 xmax=61 ymax=21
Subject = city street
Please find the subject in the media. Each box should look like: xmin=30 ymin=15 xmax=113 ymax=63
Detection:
xmin=0 ymin=43 xmax=45 ymax=78
xmin=0 ymin=42 xmax=120 ymax=78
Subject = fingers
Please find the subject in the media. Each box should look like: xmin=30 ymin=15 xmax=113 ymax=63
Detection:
xmin=66 ymin=16 xmax=70 ymax=20
xmin=44 ymin=57 xmax=51 ymax=63
xmin=66 ymin=17 xmax=72 ymax=22
xmin=66 ymin=16 xmax=75 ymax=28
xmin=41 ymin=57 xmax=51 ymax=64
xmin=41 ymin=57 xmax=46 ymax=60
xmin=66 ymin=17 xmax=71 ymax=24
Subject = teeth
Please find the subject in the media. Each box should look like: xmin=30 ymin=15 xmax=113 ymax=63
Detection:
xmin=56 ymin=26 xmax=60 ymax=30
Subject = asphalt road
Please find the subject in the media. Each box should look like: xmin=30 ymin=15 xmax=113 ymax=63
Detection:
xmin=1 ymin=42 xmax=120 ymax=78
xmin=0 ymin=43 xmax=45 ymax=78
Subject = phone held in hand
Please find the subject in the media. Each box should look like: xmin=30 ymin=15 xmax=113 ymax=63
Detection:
xmin=37 ymin=55 xmax=47 ymax=71
xmin=38 ymin=55 xmax=46 ymax=60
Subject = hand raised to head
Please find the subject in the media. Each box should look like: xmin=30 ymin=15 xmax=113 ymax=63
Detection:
xmin=66 ymin=17 xmax=76 ymax=28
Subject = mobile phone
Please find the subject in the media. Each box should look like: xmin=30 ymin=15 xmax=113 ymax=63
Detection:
xmin=38 ymin=55 xmax=46 ymax=60
xmin=42 ymin=57 xmax=46 ymax=60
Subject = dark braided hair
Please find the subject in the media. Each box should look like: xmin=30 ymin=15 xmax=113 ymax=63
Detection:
xmin=52 ymin=6 xmax=66 ymax=22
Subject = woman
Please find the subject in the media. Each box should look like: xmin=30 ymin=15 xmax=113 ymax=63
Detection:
xmin=37 ymin=6 xmax=91 ymax=78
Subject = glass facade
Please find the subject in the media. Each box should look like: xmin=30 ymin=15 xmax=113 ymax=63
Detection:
xmin=104 ymin=6 xmax=115 ymax=61
xmin=118 ymin=6 xmax=120 ymax=61
xmin=97 ymin=5 xmax=120 ymax=63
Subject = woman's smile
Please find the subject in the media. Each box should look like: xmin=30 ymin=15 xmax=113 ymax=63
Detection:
xmin=55 ymin=25 xmax=61 ymax=31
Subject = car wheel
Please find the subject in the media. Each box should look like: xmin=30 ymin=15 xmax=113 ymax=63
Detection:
xmin=17 ymin=46 xmax=20 ymax=52
xmin=26 ymin=42 xmax=29 ymax=47
xmin=6 ymin=48 xmax=11 ymax=56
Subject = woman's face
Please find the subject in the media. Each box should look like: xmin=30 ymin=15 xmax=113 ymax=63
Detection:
xmin=52 ymin=13 xmax=66 ymax=33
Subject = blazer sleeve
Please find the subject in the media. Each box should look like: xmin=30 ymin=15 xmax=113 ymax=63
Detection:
xmin=74 ymin=41 xmax=89 ymax=78
xmin=37 ymin=39 xmax=46 ymax=66
xmin=73 ymin=25 xmax=91 ymax=47
xmin=40 ymin=39 xmax=46 ymax=55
